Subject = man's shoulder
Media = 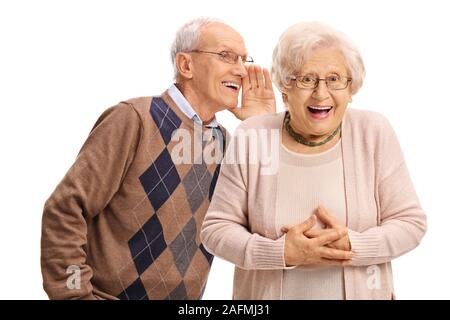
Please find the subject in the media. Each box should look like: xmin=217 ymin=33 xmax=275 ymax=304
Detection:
xmin=119 ymin=96 xmax=153 ymax=114
xmin=95 ymin=96 xmax=164 ymax=133
xmin=119 ymin=93 xmax=183 ymax=120
xmin=117 ymin=95 xmax=171 ymax=122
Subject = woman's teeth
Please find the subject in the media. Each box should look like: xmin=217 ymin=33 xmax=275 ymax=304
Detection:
xmin=307 ymin=106 xmax=333 ymax=114
xmin=307 ymin=106 xmax=333 ymax=120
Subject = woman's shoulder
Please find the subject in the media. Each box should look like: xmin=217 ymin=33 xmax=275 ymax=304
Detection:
xmin=345 ymin=108 xmax=393 ymax=133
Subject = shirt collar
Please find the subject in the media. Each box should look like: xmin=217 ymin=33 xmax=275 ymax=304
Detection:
xmin=168 ymin=84 xmax=219 ymax=128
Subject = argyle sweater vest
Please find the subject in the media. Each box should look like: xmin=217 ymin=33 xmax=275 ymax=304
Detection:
xmin=41 ymin=91 xmax=226 ymax=300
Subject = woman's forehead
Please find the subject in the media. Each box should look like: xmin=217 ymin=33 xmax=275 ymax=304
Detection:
xmin=300 ymin=48 xmax=348 ymax=74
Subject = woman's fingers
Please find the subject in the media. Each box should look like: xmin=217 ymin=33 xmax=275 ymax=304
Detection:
xmin=282 ymin=215 xmax=317 ymax=234
xmin=305 ymin=227 xmax=346 ymax=239
xmin=304 ymin=229 xmax=323 ymax=238
xmin=297 ymin=215 xmax=317 ymax=233
xmin=313 ymin=228 xmax=347 ymax=246
xmin=306 ymin=228 xmax=337 ymax=239
xmin=317 ymin=258 xmax=353 ymax=266
xmin=281 ymin=224 xmax=296 ymax=233
xmin=318 ymin=246 xmax=354 ymax=260
xmin=315 ymin=205 xmax=338 ymax=227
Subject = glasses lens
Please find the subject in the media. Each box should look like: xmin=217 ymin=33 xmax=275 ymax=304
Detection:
xmin=298 ymin=76 xmax=317 ymax=88
xmin=294 ymin=76 xmax=350 ymax=89
xmin=220 ymin=52 xmax=236 ymax=64
xmin=244 ymin=56 xmax=253 ymax=63
xmin=327 ymin=77 xmax=349 ymax=90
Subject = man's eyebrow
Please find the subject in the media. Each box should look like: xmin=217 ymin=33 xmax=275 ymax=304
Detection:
xmin=218 ymin=46 xmax=247 ymax=55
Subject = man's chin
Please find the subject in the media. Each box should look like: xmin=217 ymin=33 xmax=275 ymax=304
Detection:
xmin=216 ymin=101 xmax=238 ymax=112
xmin=225 ymin=104 xmax=238 ymax=111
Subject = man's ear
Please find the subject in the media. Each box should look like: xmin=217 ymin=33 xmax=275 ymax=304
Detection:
xmin=176 ymin=52 xmax=193 ymax=79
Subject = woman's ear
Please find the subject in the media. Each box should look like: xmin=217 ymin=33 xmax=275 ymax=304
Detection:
xmin=282 ymin=92 xmax=288 ymax=103
xmin=176 ymin=52 xmax=193 ymax=79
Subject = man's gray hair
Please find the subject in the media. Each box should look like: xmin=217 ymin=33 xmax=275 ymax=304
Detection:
xmin=170 ymin=17 xmax=222 ymax=80
xmin=271 ymin=21 xmax=365 ymax=95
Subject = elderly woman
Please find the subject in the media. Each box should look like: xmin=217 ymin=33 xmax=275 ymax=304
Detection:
xmin=200 ymin=21 xmax=427 ymax=300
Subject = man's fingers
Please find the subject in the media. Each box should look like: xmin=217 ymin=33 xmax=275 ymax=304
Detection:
xmin=248 ymin=64 xmax=258 ymax=89
xmin=254 ymin=65 xmax=263 ymax=89
xmin=263 ymin=68 xmax=274 ymax=90
xmin=319 ymin=247 xmax=354 ymax=260
xmin=242 ymin=65 xmax=252 ymax=91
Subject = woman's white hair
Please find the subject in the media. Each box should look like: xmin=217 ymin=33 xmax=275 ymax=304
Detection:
xmin=170 ymin=17 xmax=222 ymax=80
xmin=271 ymin=21 xmax=365 ymax=95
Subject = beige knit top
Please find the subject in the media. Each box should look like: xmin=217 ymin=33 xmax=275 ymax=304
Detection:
xmin=276 ymin=140 xmax=345 ymax=299
xmin=201 ymin=110 xmax=427 ymax=300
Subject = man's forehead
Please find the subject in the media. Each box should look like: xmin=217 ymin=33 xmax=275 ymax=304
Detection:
xmin=199 ymin=23 xmax=246 ymax=52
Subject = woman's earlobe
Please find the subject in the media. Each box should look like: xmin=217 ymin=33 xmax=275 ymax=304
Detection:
xmin=282 ymin=93 xmax=288 ymax=103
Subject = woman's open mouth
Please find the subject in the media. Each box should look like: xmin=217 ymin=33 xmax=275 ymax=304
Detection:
xmin=307 ymin=105 xmax=333 ymax=120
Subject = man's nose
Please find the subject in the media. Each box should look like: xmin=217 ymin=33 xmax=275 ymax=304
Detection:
xmin=233 ymin=58 xmax=248 ymax=78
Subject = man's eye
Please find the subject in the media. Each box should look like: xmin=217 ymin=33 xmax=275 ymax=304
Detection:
xmin=221 ymin=52 xmax=231 ymax=59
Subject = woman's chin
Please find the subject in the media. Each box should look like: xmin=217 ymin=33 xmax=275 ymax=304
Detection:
xmin=308 ymin=125 xmax=334 ymax=138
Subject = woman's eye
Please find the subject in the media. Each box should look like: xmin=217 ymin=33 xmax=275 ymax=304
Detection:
xmin=328 ymin=76 xmax=340 ymax=82
xmin=302 ymin=76 xmax=315 ymax=83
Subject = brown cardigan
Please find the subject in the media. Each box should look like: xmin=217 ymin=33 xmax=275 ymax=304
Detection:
xmin=41 ymin=91 xmax=225 ymax=299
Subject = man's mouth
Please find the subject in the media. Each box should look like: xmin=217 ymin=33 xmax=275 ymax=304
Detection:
xmin=222 ymin=81 xmax=240 ymax=91
xmin=307 ymin=105 xmax=334 ymax=120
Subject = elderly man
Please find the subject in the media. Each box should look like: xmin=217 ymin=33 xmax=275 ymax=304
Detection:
xmin=41 ymin=17 xmax=275 ymax=300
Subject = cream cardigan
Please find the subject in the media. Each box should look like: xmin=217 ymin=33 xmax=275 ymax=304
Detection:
xmin=200 ymin=109 xmax=427 ymax=300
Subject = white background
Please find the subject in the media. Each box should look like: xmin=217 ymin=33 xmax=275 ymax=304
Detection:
xmin=1 ymin=0 xmax=449 ymax=299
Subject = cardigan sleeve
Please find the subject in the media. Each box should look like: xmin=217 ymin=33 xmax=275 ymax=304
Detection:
xmin=348 ymin=117 xmax=427 ymax=266
xmin=200 ymin=129 xmax=289 ymax=270
xmin=41 ymin=102 xmax=142 ymax=299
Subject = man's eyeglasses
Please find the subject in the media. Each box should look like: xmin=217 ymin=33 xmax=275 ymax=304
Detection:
xmin=190 ymin=50 xmax=254 ymax=64
xmin=289 ymin=74 xmax=352 ymax=90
